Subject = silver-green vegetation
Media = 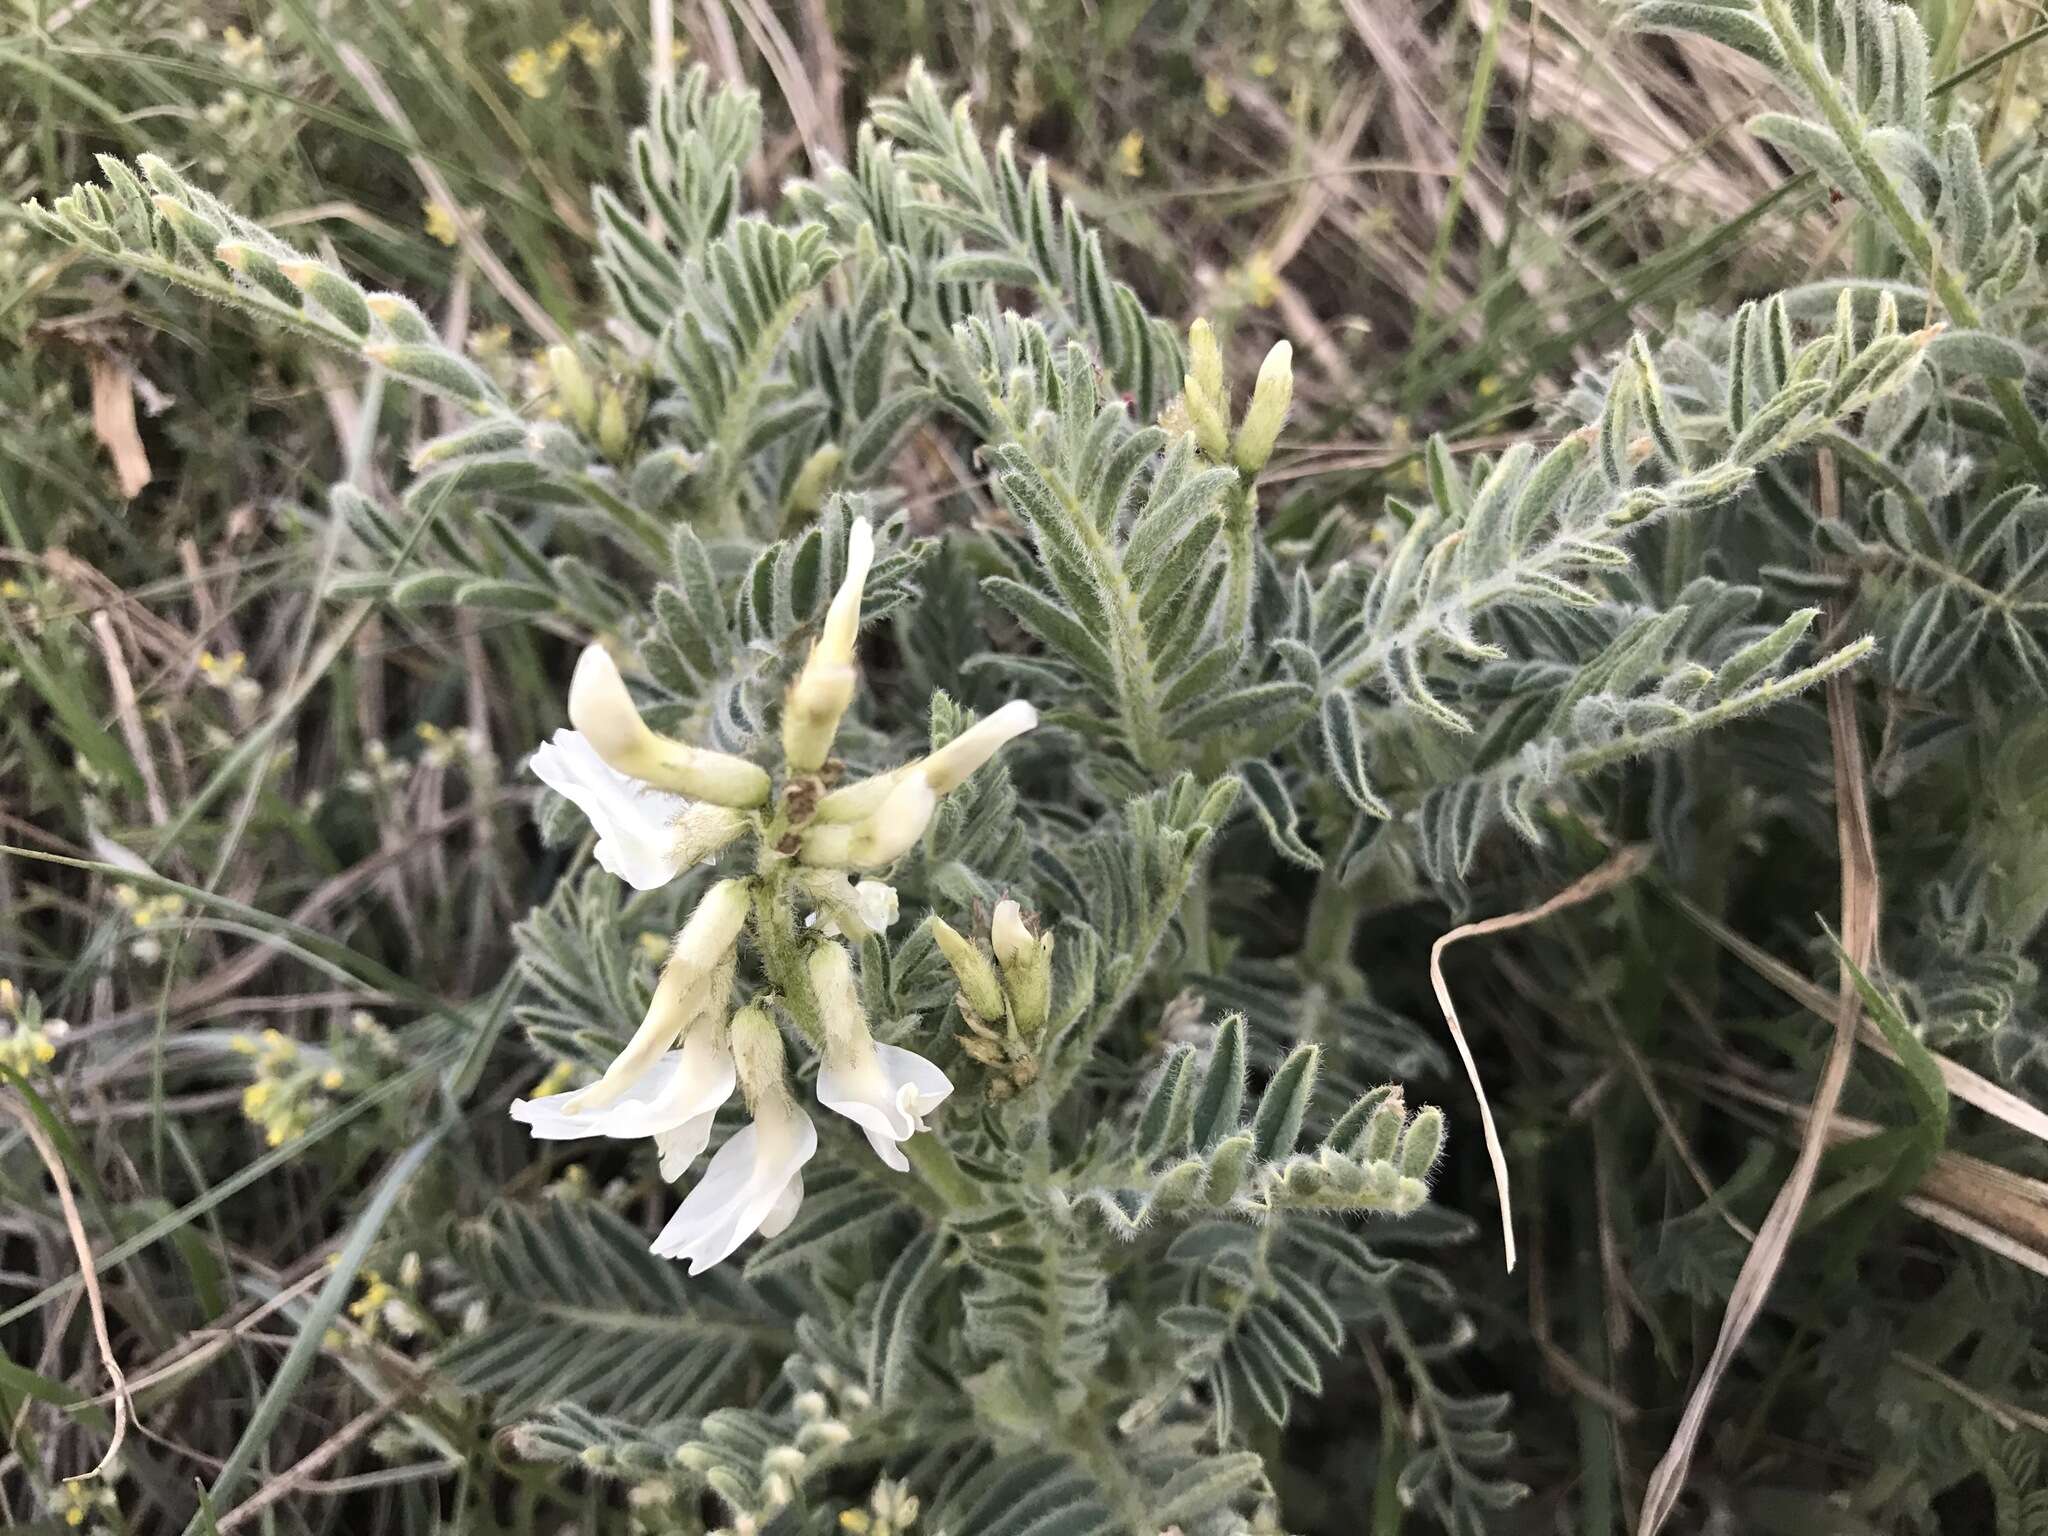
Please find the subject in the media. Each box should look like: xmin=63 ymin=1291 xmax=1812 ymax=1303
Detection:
xmin=10 ymin=11 xmax=2048 ymax=1533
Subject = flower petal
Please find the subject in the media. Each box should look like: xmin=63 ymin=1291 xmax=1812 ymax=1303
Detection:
xmin=655 ymin=1110 xmax=719 ymax=1180
xmin=511 ymin=1052 xmax=686 ymax=1139
xmin=530 ymin=729 xmax=688 ymax=890
xmin=817 ymin=1043 xmax=952 ymax=1172
xmin=598 ymin=1027 xmax=736 ymax=1139
xmin=652 ymin=1104 xmax=816 ymax=1273
xmin=757 ymin=1171 xmax=806 ymax=1238
xmin=873 ymin=1043 xmax=953 ymax=1116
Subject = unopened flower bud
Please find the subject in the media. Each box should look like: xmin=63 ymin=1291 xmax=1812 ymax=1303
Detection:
xmin=990 ymin=900 xmax=1053 ymax=1037
xmin=918 ymin=701 xmax=1039 ymax=792
xmin=1184 ymin=318 xmax=1231 ymax=460
xmin=847 ymin=774 xmax=937 ymax=867
xmin=786 ymin=442 xmax=842 ymax=516
xmin=927 ymin=917 xmax=1005 ymax=1019
xmin=569 ymin=644 xmax=769 ymax=806
xmin=547 ymin=344 xmax=597 ymax=433
xmin=784 ymin=519 xmax=873 ymax=773
xmin=812 ymin=766 xmax=906 ymax=824
xmin=597 ymin=387 xmax=631 ymax=460
xmin=1232 ymin=339 xmax=1293 ymax=474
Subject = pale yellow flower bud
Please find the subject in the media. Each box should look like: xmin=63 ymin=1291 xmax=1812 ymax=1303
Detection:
xmin=811 ymin=766 xmax=907 ymax=824
xmin=569 ymin=644 xmax=770 ymax=806
xmin=846 ymin=774 xmax=937 ymax=867
xmin=990 ymin=899 xmax=1054 ymax=1037
xmin=1184 ymin=318 xmax=1231 ymax=460
xmin=547 ymin=344 xmax=596 ymax=433
xmin=927 ymin=917 xmax=1005 ymax=1019
xmin=918 ymin=701 xmax=1039 ymax=792
xmin=783 ymin=519 xmax=874 ymax=772
xmin=799 ymin=772 xmax=936 ymax=869
xmin=1232 ymin=340 xmax=1293 ymax=474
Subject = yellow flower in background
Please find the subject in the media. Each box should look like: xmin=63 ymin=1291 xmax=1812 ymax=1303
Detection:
xmin=1204 ymin=74 xmax=1232 ymax=116
xmin=1246 ymin=250 xmax=1280 ymax=308
xmin=504 ymin=46 xmax=560 ymax=99
xmin=562 ymin=18 xmax=622 ymax=68
xmin=1117 ymin=131 xmax=1145 ymax=179
xmin=423 ymin=200 xmax=460 ymax=246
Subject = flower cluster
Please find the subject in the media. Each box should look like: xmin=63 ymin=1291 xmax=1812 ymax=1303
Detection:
xmin=232 ymin=1027 xmax=346 ymax=1146
xmin=513 ymin=519 xmax=1037 ymax=1270
xmin=0 ymin=979 xmax=68 ymax=1077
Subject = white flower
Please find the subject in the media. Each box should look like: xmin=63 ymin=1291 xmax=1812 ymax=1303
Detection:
xmin=918 ymin=700 xmax=1039 ymax=791
xmin=653 ymin=1008 xmax=816 ymax=1272
xmin=809 ymin=942 xmax=953 ymax=1171
xmin=816 ymin=1042 xmax=952 ymax=1173
xmin=799 ymin=701 xmax=1038 ymax=869
xmin=540 ymin=879 xmax=750 ymax=1114
xmin=799 ymin=872 xmax=899 ymax=940
xmin=531 ymin=729 xmax=708 ymax=891
xmin=510 ymin=1025 xmax=736 ymax=1180
xmin=783 ymin=517 xmax=873 ymax=772
xmin=568 ymin=644 xmax=770 ymax=806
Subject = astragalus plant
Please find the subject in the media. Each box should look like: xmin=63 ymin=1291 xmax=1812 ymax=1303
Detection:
xmin=14 ymin=13 xmax=2048 ymax=1531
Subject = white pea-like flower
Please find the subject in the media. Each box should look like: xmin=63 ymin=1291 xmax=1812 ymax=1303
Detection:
xmin=799 ymin=701 xmax=1039 ymax=869
xmin=783 ymin=518 xmax=874 ymax=773
xmin=568 ymin=644 xmax=771 ymax=807
xmin=530 ymin=730 xmax=748 ymax=890
xmin=808 ymin=942 xmax=952 ymax=1172
xmin=917 ymin=700 xmax=1040 ymax=792
xmin=510 ymin=1023 xmax=737 ymax=1180
xmin=652 ymin=1006 xmax=816 ymax=1273
xmin=799 ymin=872 xmax=900 ymax=940
xmin=535 ymin=878 xmax=751 ymax=1116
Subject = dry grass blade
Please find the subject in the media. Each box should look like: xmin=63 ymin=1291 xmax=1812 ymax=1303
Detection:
xmin=1695 ymin=1068 xmax=2048 ymax=1276
xmin=87 ymin=353 xmax=151 ymax=499
xmin=4 ymin=1094 xmax=131 ymax=1478
xmin=1637 ymin=451 xmax=1878 ymax=1535
xmin=1667 ymin=894 xmax=2048 ymax=1146
xmin=1429 ymin=841 xmax=1655 ymax=1272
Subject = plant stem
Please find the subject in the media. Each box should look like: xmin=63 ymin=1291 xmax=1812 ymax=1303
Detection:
xmin=1756 ymin=0 xmax=2048 ymax=481
xmin=902 ymin=1133 xmax=983 ymax=1212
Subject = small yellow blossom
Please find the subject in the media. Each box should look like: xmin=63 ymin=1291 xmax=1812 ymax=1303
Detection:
xmin=1252 ymin=51 xmax=1280 ymax=77
xmin=1204 ymin=74 xmax=1232 ymax=116
xmin=221 ymin=25 xmax=265 ymax=70
xmin=1246 ymin=250 xmax=1280 ymax=308
xmin=1116 ymin=131 xmax=1144 ymax=179
xmin=562 ymin=18 xmax=622 ymax=68
xmin=423 ymin=200 xmax=461 ymax=246
xmin=504 ymin=46 xmax=560 ymax=99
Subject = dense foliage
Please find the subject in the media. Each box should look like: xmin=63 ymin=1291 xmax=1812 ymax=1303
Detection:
xmin=6 ymin=4 xmax=2048 ymax=1534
